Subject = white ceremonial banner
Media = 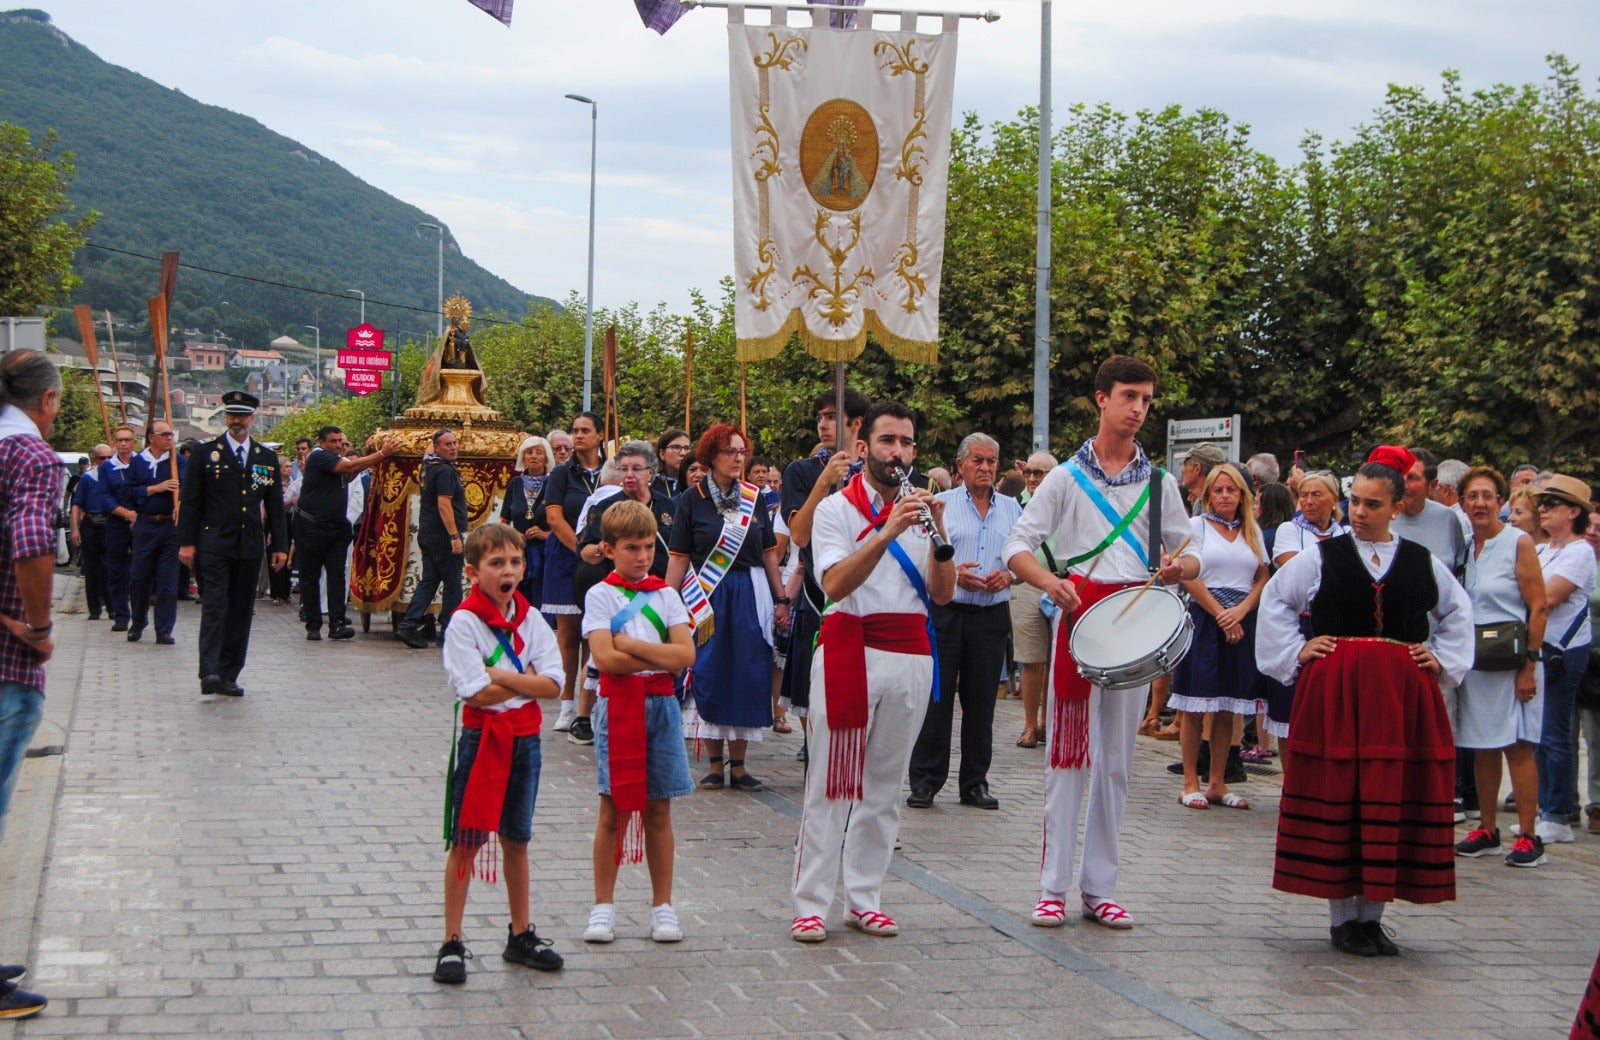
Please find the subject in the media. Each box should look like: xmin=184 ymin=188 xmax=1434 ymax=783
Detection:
xmin=728 ymin=17 xmax=958 ymax=363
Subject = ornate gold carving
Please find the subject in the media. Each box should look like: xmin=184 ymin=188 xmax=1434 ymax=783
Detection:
xmin=747 ymin=236 xmax=778 ymax=311
xmin=792 ymin=210 xmax=875 ymax=327
xmin=876 ymin=37 xmax=931 ymax=313
xmin=746 ymin=34 xmax=807 ymax=318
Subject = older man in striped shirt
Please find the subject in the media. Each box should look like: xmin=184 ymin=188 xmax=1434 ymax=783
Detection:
xmin=906 ymin=433 xmax=1023 ymax=810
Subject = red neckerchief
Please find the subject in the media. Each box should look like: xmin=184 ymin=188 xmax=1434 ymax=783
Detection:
xmin=452 ymin=583 xmax=540 ymax=882
xmin=841 ymin=472 xmax=893 ymax=542
xmin=599 ymin=570 xmax=673 ymax=863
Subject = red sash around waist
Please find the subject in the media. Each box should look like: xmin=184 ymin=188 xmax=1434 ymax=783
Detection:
xmin=1050 ymin=579 xmax=1142 ymax=771
xmin=819 ymin=611 xmax=930 ymax=801
xmin=599 ymin=671 xmax=676 ymax=864
xmin=454 ymin=701 xmax=543 ymax=878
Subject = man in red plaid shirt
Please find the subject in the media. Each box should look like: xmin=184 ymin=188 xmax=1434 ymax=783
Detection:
xmin=0 ymin=349 xmax=61 ymax=1019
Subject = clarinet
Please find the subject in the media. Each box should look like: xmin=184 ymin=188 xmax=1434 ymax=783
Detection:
xmin=892 ymin=466 xmax=955 ymax=562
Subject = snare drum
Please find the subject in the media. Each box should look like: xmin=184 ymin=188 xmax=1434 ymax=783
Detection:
xmin=1068 ymin=586 xmax=1193 ymax=691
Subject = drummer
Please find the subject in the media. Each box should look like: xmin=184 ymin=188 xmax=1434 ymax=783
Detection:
xmin=1003 ymin=354 xmax=1197 ymax=931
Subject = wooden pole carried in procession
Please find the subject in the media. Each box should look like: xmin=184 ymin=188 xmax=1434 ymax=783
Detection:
xmin=683 ymin=326 xmax=693 ymax=434
xmin=73 ymin=305 xmax=113 ymax=443
xmin=103 ymin=309 xmax=129 ymax=425
xmin=146 ymin=293 xmax=178 ymax=525
xmin=602 ymin=324 xmax=619 ymax=446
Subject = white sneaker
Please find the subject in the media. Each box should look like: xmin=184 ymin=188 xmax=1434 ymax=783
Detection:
xmin=553 ymin=705 xmax=577 ymax=732
xmin=1536 ymin=819 xmax=1576 ymax=844
xmin=584 ymin=903 xmax=616 ymax=943
xmin=650 ymin=903 xmax=683 ymax=943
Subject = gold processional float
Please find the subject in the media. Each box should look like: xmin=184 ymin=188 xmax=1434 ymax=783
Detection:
xmin=349 ymin=295 xmax=524 ymax=630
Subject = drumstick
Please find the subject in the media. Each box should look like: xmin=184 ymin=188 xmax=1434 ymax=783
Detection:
xmin=1113 ymin=536 xmax=1192 ymax=621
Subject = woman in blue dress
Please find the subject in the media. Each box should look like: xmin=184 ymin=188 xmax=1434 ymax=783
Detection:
xmin=665 ymin=424 xmax=790 ymax=790
xmin=543 ymin=412 xmax=606 ymax=739
xmin=499 ymin=434 xmax=552 ymax=610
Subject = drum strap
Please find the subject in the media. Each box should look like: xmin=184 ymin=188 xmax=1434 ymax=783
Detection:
xmin=1147 ymin=467 xmax=1164 ymax=576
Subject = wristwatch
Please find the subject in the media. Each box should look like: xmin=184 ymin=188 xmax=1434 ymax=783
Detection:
xmin=1527 ymin=649 xmax=1544 ymax=663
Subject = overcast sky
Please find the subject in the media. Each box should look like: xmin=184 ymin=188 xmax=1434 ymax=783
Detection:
xmin=31 ymin=1 xmax=1600 ymax=312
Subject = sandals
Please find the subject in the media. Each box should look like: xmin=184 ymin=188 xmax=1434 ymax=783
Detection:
xmin=1151 ymin=725 xmax=1180 ymax=742
xmin=1179 ymin=790 xmax=1209 ymax=811
xmin=1030 ymin=898 xmax=1066 ymax=928
xmin=772 ymin=716 xmax=793 ymax=734
xmin=1016 ymin=726 xmax=1039 ymax=749
xmin=699 ymin=756 xmax=725 ymax=790
xmin=1208 ymin=792 xmax=1250 ymax=810
xmin=790 ymin=915 xmax=827 ymax=943
xmin=845 ymin=909 xmax=899 ymax=936
xmin=1082 ymin=898 xmax=1134 ymax=929
xmin=1137 ymin=717 xmax=1163 ymax=737
xmin=1240 ymin=747 xmax=1271 ymax=763
xmin=728 ymin=760 xmax=764 ymax=791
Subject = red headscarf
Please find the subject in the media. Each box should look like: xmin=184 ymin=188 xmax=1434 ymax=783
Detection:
xmin=1366 ymin=445 xmax=1417 ymax=477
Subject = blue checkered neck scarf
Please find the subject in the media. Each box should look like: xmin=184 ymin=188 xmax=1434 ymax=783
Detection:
xmin=1072 ymin=439 xmax=1152 ymax=488
xmin=815 ymin=446 xmax=866 ymax=478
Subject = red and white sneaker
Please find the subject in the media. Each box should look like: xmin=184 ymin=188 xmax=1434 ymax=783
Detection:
xmin=1081 ymin=897 xmax=1134 ymax=929
xmin=1031 ymin=898 xmax=1067 ymax=928
xmin=790 ymin=915 xmax=827 ymax=943
xmin=844 ymin=908 xmax=899 ymax=936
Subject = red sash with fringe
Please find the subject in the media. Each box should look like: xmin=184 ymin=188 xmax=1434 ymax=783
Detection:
xmin=819 ymin=612 xmax=929 ymax=799
xmin=598 ymin=570 xmax=676 ymax=866
xmin=452 ymin=585 xmax=540 ymax=882
xmin=1049 ymin=579 xmax=1141 ymax=770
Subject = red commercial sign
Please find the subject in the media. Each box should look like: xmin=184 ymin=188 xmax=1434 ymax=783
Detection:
xmin=337 ymin=348 xmax=392 ymax=370
xmin=346 ymin=322 xmax=385 ymax=352
xmin=345 ymin=369 xmax=383 ymax=397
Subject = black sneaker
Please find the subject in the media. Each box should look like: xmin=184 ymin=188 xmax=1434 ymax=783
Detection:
xmin=396 ymin=628 xmax=429 ymax=650
xmin=502 ymin=924 xmax=563 ymax=972
xmin=1452 ymin=797 xmax=1466 ymax=824
xmin=1329 ymin=921 xmax=1377 ymax=957
xmin=306 ymin=629 xmax=322 ymax=641
xmin=567 ymin=717 xmax=594 ymax=746
xmin=110 ymin=620 xmax=128 ymax=632
xmin=1360 ymin=920 xmax=1400 ymax=956
xmin=329 ymin=623 xmax=356 ymax=640
xmin=432 ymin=937 xmax=470 ymax=984
xmin=1455 ymin=826 xmax=1501 ymax=857
xmin=0 ymin=979 xmax=47 ymax=1019
xmin=1505 ymin=834 xmax=1548 ymax=868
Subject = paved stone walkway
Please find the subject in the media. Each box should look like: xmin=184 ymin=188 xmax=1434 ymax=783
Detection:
xmin=5 ymin=577 xmax=1598 ymax=1038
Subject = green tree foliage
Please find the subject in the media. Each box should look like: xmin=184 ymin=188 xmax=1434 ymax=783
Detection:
xmin=48 ymin=368 xmax=108 ymax=452
xmin=0 ymin=119 xmax=97 ymax=313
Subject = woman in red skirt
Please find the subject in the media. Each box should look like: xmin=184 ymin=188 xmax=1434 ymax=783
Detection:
xmin=1255 ymin=446 xmax=1473 ymax=957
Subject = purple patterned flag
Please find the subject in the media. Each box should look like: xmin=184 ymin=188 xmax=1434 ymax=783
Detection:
xmin=633 ymin=0 xmax=687 ymax=34
xmin=811 ymin=0 xmax=865 ymax=29
xmin=467 ymin=0 xmax=514 ymax=26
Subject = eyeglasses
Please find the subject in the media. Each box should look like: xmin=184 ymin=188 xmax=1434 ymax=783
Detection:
xmin=1538 ymin=496 xmax=1572 ymax=510
xmin=618 ymin=465 xmax=652 ymax=475
xmin=665 ymin=443 xmax=692 ymax=453
xmin=94 ymin=455 xmax=111 ymax=462
xmin=719 ymin=448 xmax=750 ymax=458
xmin=1022 ymin=468 xmax=1049 ymax=478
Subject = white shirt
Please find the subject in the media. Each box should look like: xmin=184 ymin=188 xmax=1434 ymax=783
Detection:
xmin=574 ymin=485 xmax=623 ymax=533
xmin=582 ymin=583 xmax=690 ymax=676
xmin=1271 ymin=519 xmax=1348 ymax=562
xmin=225 ymin=432 xmax=251 ymax=463
xmin=1001 ymin=457 xmax=1196 ymax=584
xmin=1255 ymin=536 xmax=1473 ymax=687
xmin=1538 ymin=541 xmax=1598 ymax=649
xmin=812 ymin=481 xmax=935 ymax=618
xmin=442 ymin=602 xmax=565 ymax=711
xmin=1189 ymin=515 xmax=1267 ymax=591
xmin=0 ymin=403 xmax=40 ymax=443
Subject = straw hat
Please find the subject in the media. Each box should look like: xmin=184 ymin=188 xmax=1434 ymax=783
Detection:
xmin=1541 ymin=474 xmax=1594 ymax=514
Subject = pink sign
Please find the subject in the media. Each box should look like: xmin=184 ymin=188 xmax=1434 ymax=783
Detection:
xmin=346 ymin=323 xmax=385 ymax=351
xmin=345 ymin=369 xmax=383 ymax=396
xmin=337 ymin=348 xmax=392 ymax=371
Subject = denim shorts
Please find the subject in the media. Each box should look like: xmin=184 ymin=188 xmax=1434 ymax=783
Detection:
xmin=449 ymin=727 xmax=541 ymax=843
xmin=593 ymin=694 xmax=695 ymax=800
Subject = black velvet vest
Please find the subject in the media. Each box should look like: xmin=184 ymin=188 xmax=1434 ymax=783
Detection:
xmin=1309 ymin=536 xmax=1437 ymax=643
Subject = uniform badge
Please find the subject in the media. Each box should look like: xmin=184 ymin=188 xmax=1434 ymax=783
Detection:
xmin=210 ymin=450 xmax=220 ymax=462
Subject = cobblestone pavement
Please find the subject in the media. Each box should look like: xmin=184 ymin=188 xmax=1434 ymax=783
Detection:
xmin=5 ymin=578 xmax=1599 ymax=1038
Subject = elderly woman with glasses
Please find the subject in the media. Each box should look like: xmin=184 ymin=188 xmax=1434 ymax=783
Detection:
xmin=1009 ymin=452 xmax=1059 ymax=748
xmin=499 ymin=435 xmax=553 ymax=609
xmin=1527 ymin=476 xmax=1597 ymax=845
xmin=665 ymin=424 xmax=788 ymax=791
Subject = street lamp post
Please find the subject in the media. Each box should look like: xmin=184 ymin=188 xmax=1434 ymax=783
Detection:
xmin=1032 ymin=0 xmax=1052 ymax=452
xmin=303 ymin=324 xmax=321 ymax=407
xmin=346 ymin=288 xmax=365 ymax=325
xmin=566 ymin=92 xmax=598 ymax=413
xmin=417 ymin=223 xmax=444 ymax=340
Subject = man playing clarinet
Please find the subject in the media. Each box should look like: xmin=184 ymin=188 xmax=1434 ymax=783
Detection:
xmin=1003 ymin=355 xmax=1198 ymax=931
xmin=790 ymin=401 xmax=954 ymax=943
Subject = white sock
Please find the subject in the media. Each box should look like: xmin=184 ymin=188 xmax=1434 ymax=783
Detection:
xmin=1328 ymin=897 xmax=1359 ymax=926
xmin=1356 ymin=898 xmax=1386 ymax=924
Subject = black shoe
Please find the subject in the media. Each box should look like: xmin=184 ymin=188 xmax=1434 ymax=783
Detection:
xmin=396 ymin=628 xmax=429 ymax=650
xmin=87 ymin=614 xmax=102 ymax=621
xmin=0 ymin=979 xmax=47 ymax=1019
xmin=567 ymin=717 xmax=594 ymax=745
xmin=217 ymin=679 xmax=245 ymax=698
xmin=960 ymin=783 xmax=999 ymax=810
xmin=906 ymin=787 xmax=934 ymax=809
xmin=432 ymin=937 xmax=470 ymax=984
xmin=110 ymin=621 xmax=128 ymax=632
xmin=155 ymin=634 xmax=175 ymax=646
xmin=1224 ymin=746 xmax=1248 ymax=784
xmin=201 ymin=674 xmax=224 ymax=696
xmin=1329 ymin=921 xmax=1378 ymax=957
xmin=306 ymin=629 xmax=322 ymax=641
xmin=503 ymin=924 xmax=563 ymax=972
xmin=328 ymin=623 xmax=356 ymax=641
xmin=1360 ymin=920 xmax=1399 ymax=956
xmin=126 ymin=628 xmax=143 ymax=642
xmin=1169 ymin=747 xmax=1210 ymax=776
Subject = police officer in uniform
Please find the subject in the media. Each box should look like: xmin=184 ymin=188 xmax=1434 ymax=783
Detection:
xmin=177 ymin=391 xmax=288 ymax=697
xmin=121 ymin=419 xmax=186 ymax=645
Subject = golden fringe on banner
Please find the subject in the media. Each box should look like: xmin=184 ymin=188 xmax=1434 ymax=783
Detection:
xmin=735 ymin=309 xmax=939 ymax=365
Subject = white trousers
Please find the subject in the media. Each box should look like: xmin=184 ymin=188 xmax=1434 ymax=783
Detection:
xmin=1039 ymin=677 xmax=1145 ymax=901
xmin=793 ymin=646 xmax=931 ymax=921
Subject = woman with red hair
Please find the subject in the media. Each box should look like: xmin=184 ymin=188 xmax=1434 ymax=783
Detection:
xmin=665 ymin=425 xmax=790 ymax=790
xmin=1256 ymin=446 xmax=1472 ymax=957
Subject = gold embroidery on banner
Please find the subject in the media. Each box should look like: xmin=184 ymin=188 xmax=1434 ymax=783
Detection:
xmin=792 ymin=209 xmax=875 ymax=327
xmin=875 ymin=37 xmax=931 ymax=314
xmin=747 ymin=33 xmax=807 ymax=312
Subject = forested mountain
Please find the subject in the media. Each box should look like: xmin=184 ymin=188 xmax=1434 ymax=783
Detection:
xmin=0 ymin=8 xmax=550 ymax=348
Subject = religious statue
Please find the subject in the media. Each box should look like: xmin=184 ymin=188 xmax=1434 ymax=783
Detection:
xmin=415 ymin=294 xmax=488 ymax=409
